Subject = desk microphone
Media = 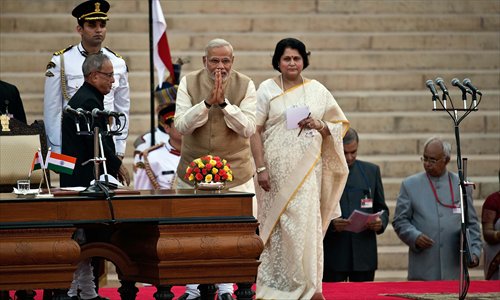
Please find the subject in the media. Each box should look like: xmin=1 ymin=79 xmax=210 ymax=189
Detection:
xmin=92 ymin=108 xmax=125 ymax=118
xmin=64 ymin=105 xmax=84 ymax=116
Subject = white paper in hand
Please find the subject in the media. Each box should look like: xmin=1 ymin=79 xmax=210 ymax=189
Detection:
xmin=286 ymin=106 xmax=309 ymax=129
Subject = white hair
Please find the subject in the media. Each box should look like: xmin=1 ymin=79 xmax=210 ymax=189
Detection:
xmin=424 ymin=136 xmax=452 ymax=158
xmin=204 ymin=38 xmax=233 ymax=56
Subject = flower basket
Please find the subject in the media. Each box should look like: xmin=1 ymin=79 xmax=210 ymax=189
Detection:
xmin=185 ymin=155 xmax=233 ymax=189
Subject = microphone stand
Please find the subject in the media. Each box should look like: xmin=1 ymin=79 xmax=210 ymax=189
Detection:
xmin=430 ymin=83 xmax=481 ymax=300
xmin=80 ymin=126 xmax=116 ymax=221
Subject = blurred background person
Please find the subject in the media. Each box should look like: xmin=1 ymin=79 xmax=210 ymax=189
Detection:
xmin=0 ymin=80 xmax=27 ymax=124
xmin=481 ymin=172 xmax=500 ymax=280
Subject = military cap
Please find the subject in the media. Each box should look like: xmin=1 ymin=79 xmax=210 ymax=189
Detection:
xmin=158 ymin=103 xmax=176 ymax=125
xmin=154 ymin=63 xmax=182 ymax=108
xmin=72 ymin=0 xmax=110 ymax=22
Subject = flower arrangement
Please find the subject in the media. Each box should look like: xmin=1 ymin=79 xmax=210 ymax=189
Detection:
xmin=185 ymin=155 xmax=233 ymax=184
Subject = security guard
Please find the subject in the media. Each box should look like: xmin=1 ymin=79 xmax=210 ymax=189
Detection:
xmin=134 ymin=103 xmax=181 ymax=190
xmin=44 ymin=0 xmax=130 ymax=157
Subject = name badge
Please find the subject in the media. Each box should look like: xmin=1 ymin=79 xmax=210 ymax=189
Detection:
xmin=361 ymin=198 xmax=373 ymax=208
xmin=453 ymin=207 xmax=462 ymax=214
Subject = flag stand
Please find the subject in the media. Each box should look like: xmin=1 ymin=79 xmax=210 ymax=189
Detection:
xmin=36 ymin=167 xmax=53 ymax=197
xmin=33 ymin=147 xmax=53 ymax=197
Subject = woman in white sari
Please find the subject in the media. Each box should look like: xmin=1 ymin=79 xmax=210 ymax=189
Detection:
xmin=251 ymin=38 xmax=349 ymax=300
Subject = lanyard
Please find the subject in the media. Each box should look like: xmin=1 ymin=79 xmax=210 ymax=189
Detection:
xmin=426 ymin=173 xmax=457 ymax=209
xmin=357 ymin=162 xmax=372 ymax=198
xmin=345 ymin=161 xmax=372 ymax=198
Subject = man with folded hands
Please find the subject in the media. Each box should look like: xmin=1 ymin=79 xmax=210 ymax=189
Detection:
xmin=173 ymin=38 xmax=257 ymax=300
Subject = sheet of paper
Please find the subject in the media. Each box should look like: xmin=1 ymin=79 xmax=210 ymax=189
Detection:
xmin=286 ymin=106 xmax=309 ymax=129
xmin=60 ymin=187 xmax=87 ymax=192
xmin=343 ymin=209 xmax=384 ymax=233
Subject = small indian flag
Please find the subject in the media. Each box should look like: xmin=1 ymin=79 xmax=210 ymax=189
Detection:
xmin=29 ymin=150 xmax=44 ymax=177
xmin=45 ymin=151 xmax=77 ymax=175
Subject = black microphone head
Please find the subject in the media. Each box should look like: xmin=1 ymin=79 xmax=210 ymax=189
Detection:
xmin=451 ymin=78 xmax=461 ymax=86
xmin=91 ymin=108 xmax=100 ymax=117
xmin=435 ymin=77 xmax=444 ymax=84
xmin=76 ymin=108 xmax=89 ymax=115
xmin=64 ymin=105 xmax=76 ymax=114
xmin=435 ymin=77 xmax=448 ymax=93
xmin=462 ymin=78 xmax=481 ymax=95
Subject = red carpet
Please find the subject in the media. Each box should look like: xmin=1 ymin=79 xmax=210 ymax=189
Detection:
xmin=10 ymin=281 xmax=500 ymax=300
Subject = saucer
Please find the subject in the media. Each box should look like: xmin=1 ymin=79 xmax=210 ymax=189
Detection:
xmin=196 ymin=182 xmax=225 ymax=190
xmin=13 ymin=188 xmax=40 ymax=197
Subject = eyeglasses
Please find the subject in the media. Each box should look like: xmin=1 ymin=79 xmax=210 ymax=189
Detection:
xmin=420 ymin=156 xmax=444 ymax=164
xmin=96 ymin=71 xmax=114 ymax=78
xmin=207 ymin=57 xmax=232 ymax=66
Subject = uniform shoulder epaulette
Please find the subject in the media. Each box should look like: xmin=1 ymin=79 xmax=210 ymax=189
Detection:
xmin=142 ymin=143 xmax=165 ymax=157
xmin=53 ymin=45 xmax=75 ymax=56
xmin=133 ymin=134 xmax=146 ymax=148
xmin=104 ymin=47 xmax=123 ymax=59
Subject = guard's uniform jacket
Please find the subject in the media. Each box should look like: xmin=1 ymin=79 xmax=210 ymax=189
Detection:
xmin=134 ymin=142 xmax=180 ymax=190
xmin=44 ymin=42 xmax=130 ymax=155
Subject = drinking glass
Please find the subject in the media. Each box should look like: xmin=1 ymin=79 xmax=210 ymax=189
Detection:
xmin=17 ymin=179 xmax=31 ymax=194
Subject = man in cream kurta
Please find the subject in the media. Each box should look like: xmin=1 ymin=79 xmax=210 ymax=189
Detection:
xmin=174 ymin=38 xmax=257 ymax=300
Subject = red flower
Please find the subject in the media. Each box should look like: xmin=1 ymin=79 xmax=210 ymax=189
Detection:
xmin=195 ymin=173 xmax=203 ymax=181
xmin=185 ymin=155 xmax=233 ymax=184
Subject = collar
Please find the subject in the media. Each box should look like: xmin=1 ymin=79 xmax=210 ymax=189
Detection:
xmin=164 ymin=140 xmax=180 ymax=156
xmin=77 ymin=42 xmax=103 ymax=57
xmin=427 ymin=170 xmax=449 ymax=182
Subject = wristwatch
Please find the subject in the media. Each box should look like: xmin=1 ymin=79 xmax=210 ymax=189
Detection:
xmin=219 ymin=100 xmax=228 ymax=109
xmin=204 ymin=100 xmax=212 ymax=109
xmin=256 ymin=166 xmax=267 ymax=174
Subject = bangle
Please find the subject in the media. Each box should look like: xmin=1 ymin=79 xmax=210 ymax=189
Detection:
xmin=204 ymin=100 xmax=212 ymax=109
xmin=317 ymin=120 xmax=325 ymax=131
xmin=256 ymin=166 xmax=267 ymax=174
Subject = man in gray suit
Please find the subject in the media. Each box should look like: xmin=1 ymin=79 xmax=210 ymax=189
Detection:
xmin=392 ymin=137 xmax=481 ymax=280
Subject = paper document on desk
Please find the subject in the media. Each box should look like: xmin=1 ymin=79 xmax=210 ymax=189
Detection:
xmin=344 ymin=209 xmax=384 ymax=233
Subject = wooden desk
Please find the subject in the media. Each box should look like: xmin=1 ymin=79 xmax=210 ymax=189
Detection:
xmin=0 ymin=190 xmax=263 ymax=300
